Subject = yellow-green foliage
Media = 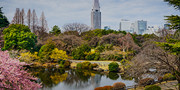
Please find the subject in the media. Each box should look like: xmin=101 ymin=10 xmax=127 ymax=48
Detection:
xmin=145 ymin=85 xmax=161 ymax=90
xmin=50 ymin=48 xmax=68 ymax=61
xmin=20 ymin=52 xmax=39 ymax=63
xmin=163 ymin=73 xmax=176 ymax=81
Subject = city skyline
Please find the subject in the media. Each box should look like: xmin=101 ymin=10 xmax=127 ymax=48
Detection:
xmin=1 ymin=0 xmax=180 ymax=31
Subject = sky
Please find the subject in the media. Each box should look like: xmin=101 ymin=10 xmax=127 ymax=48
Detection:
xmin=0 ymin=0 xmax=180 ymax=31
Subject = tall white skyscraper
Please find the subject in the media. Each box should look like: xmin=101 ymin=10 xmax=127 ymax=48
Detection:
xmin=91 ymin=0 xmax=101 ymax=30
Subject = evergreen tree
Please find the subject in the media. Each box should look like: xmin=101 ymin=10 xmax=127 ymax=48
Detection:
xmin=49 ymin=25 xmax=61 ymax=36
xmin=0 ymin=7 xmax=9 ymax=28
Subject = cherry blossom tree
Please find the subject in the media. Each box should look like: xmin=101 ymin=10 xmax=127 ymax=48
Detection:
xmin=0 ymin=49 xmax=41 ymax=90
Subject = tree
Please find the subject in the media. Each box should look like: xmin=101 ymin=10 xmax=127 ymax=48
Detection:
xmin=63 ymin=23 xmax=90 ymax=34
xmin=32 ymin=9 xmax=38 ymax=33
xmin=2 ymin=24 xmax=37 ymax=51
xmin=0 ymin=7 xmax=9 ymax=28
xmin=12 ymin=8 xmax=25 ymax=25
xmin=12 ymin=8 xmax=20 ymax=24
xmin=38 ymin=40 xmax=56 ymax=63
xmin=127 ymin=40 xmax=180 ymax=89
xmin=39 ymin=11 xmax=48 ymax=33
xmin=164 ymin=0 xmax=180 ymax=10
xmin=20 ymin=8 xmax=25 ymax=25
xmin=49 ymin=25 xmax=61 ymax=36
xmin=36 ymin=11 xmax=49 ymax=39
xmin=0 ymin=50 xmax=41 ymax=89
xmin=26 ymin=9 xmax=32 ymax=29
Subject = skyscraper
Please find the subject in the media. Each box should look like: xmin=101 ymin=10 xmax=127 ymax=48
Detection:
xmin=134 ymin=20 xmax=147 ymax=34
xmin=91 ymin=0 xmax=101 ymax=30
xmin=119 ymin=19 xmax=134 ymax=33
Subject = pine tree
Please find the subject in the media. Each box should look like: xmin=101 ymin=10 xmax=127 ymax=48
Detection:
xmin=0 ymin=7 xmax=9 ymax=28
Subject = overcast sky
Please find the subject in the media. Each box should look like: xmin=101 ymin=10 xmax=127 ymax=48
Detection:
xmin=0 ymin=0 xmax=180 ymax=30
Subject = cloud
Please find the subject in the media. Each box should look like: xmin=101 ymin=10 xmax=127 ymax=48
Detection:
xmin=1 ymin=0 xmax=180 ymax=30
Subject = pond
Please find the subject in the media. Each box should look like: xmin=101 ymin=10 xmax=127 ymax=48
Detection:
xmin=29 ymin=67 xmax=136 ymax=90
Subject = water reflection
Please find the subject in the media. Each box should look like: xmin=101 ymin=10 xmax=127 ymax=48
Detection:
xmin=29 ymin=67 xmax=136 ymax=90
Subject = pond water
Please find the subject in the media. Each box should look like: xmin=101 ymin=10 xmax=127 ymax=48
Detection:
xmin=29 ymin=67 xmax=136 ymax=90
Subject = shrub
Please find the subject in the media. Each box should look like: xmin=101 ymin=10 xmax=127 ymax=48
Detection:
xmin=145 ymin=85 xmax=161 ymax=90
xmin=50 ymin=48 xmax=68 ymax=62
xmin=20 ymin=51 xmax=39 ymax=64
xmin=2 ymin=24 xmax=37 ymax=51
xmin=64 ymin=60 xmax=71 ymax=68
xmin=163 ymin=73 xmax=176 ymax=81
xmin=96 ymin=45 xmax=105 ymax=52
xmin=76 ymin=62 xmax=98 ymax=70
xmin=138 ymin=78 xmax=155 ymax=86
xmin=89 ymin=63 xmax=98 ymax=69
xmin=82 ymin=62 xmax=91 ymax=69
xmin=94 ymin=87 xmax=106 ymax=90
xmin=94 ymin=86 xmax=113 ymax=90
xmin=76 ymin=63 xmax=83 ymax=69
xmin=108 ymin=62 xmax=119 ymax=72
xmin=85 ymin=52 xmax=100 ymax=60
xmin=158 ymin=77 xmax=163 ymax=83
xmin=72 ymin=44 xmax=91 ymax=60
xmin=38 ymin=40 xmax=56 ymax=63
xmin=103 ymin=86 xmax=113 ymax=90
xmin=112 ymin=82 xmax=126 ymax=90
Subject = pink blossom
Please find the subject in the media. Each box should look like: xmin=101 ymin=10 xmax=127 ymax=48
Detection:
xmin=0 ymin=49 xmax=41 ymax=90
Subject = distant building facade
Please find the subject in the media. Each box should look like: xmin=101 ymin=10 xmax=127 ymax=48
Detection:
xmin=119 ymin=19 xmax=147 ymax=34
xmin=142 ymin=26 xmax=160 ymax=35
xmin=134 ymin=20 xmax=147 ymax=34
xmin=119 ymin=19 xmax=134 ymax=33
xmin=91 ymin=0 xmax=101 ymax=30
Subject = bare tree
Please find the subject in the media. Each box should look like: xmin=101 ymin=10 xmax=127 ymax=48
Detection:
xmin=32 ymin=9 xmax=38 ymax=33
xmin=126 ymin=41 xmax=180 ymax=89
xmin=119 ymin=33 xmax=140 ymax=52
xmin=12 ymin=8 xmax=20 ymax=24
xmin=39 ymin=11 xmax=48 ymax=33
xmin=20 ymin=8 xmax=25 ymax=25
xmin=26 ymin=9 xmax=32 ymax=29
xmin=63 ymin=23 xmax=90 ymax=34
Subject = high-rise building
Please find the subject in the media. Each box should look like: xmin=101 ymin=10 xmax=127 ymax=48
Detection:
xmin=119 ymin=19 xmax=134 ymax=33
xmin=134 ymin=20 xmax=147 ymax=34
xmin=91 ymin=0 xmax=101 ymax=30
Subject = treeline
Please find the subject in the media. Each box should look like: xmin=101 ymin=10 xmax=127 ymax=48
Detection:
xmin=11 ymin=8 xmax=48 ymax=39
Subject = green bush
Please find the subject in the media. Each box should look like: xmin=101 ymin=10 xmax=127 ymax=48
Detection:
xmin=145 ymin=85 xmax=161 ymax=90
xmin=108 ymin=62 xmax=119 ymax=72
xmin=85 ymin=52 xmax=100 ymax=60
xmin=89 ymin=63 xmax=98 ymax=69
xmin=96 ymin=45 xmax=105 ymax=52
xmin=138 ymin=78 xmax=155 ymax=86
xmin=76 ymin=62 xmax=98 ymax=70
xmin=72 ymin=44 xmax=91 ymax=60
xmin=163 ymin=73 xmax=176 ymax=81
xmin=64 ymin=60 xmax=71 ymax=68
xmin=76 ymin=63 xmax=83 ymax=69
xmin=2 ymin=24 xmax=37 ymax=51
xmin=38 ymin=40 xmax=56 ymax=63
